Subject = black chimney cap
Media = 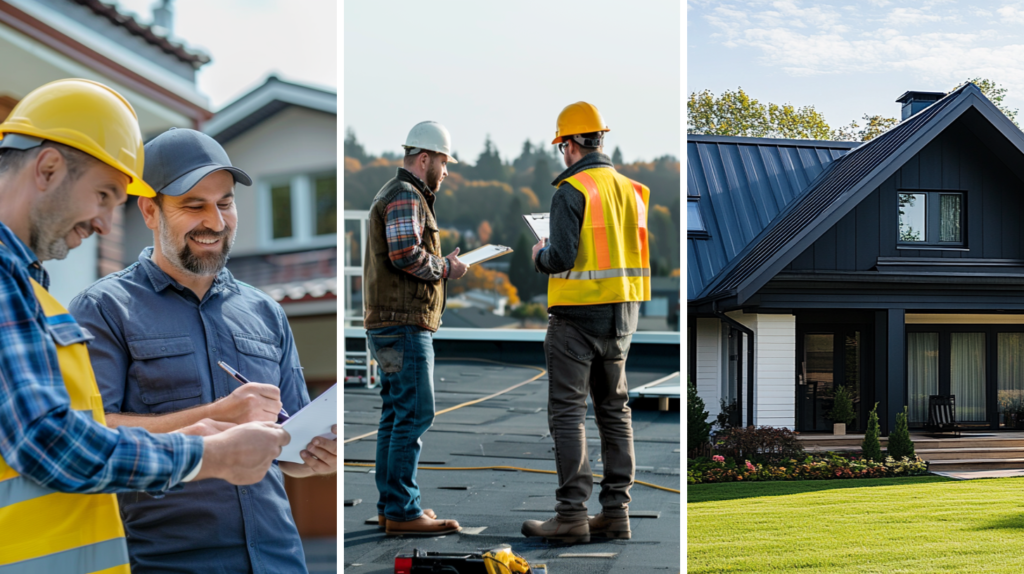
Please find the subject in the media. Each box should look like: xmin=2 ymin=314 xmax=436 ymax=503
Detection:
xmin=895 ymin=91 xmax=946 ymax=104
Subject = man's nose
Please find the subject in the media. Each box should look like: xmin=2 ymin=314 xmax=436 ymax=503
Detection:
xmin=204 ymin=205 xmax=226 ymax=231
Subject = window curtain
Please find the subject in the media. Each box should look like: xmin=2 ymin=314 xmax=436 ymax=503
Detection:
xmin=951 ymin=333 xmax=986 ymax=421
xmin=940 ymin=195 xmax=961 ymax=242
xmin=998 ymin=333 xmax=1024 ymax=419
xmin=908 ymin=333 xmax=939 ymax=424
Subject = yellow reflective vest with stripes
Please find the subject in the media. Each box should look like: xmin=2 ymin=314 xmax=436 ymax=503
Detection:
xmin=0 ymin=278 xmax=129 ymax=574
xmin=547 ymin=166 xmax=652 ymax=306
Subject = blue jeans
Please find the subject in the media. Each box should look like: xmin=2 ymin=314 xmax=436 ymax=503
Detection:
xmin=366 ymin=326 xmax=435 ymax=522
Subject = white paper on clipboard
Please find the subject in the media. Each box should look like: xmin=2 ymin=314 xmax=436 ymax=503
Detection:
xmin=278 ymin=384 xmax=337 ymax=463
xmin=457 ymin=244 xmax=512 ymax=265
xmin=523 ymin=213 xmax=550 ymax=241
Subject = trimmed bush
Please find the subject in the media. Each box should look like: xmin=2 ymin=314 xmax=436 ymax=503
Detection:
xmin=688 ymin=378 xmax=712 ymax=453
xmin=714 ymin=425 xmax=805 ymax=465
xmin=828 ymin=385 xmax=856 ymax=427
xmin=887 ymin=406 xmax=916 ymax=460
xmin=862 ymin=402 xmax=883 ymax=462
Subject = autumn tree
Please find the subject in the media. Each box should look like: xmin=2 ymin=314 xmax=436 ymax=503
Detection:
xmin=955 ymin=77 xmax=1018 ymax=125
xmin=831 ymin=114 xmax=899 ymax=142
xmin=477 ymin=220 xmax=492 ymax=244
xmin=687 ymin=87 xmax=831 ymax=139
xmin=448 ymin=265 xmax=520 ymax=305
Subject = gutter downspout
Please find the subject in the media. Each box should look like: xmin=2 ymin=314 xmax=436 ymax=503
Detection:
xmin=713 ymin=301 xmax=755 ymax=428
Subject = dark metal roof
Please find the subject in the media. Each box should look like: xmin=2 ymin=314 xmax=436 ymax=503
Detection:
xmin=686 ymin=134 xmax=860 ymax=299
xmin=697 ymin=83 xmax=1024 ymax=305
xmin=73 ymin=0 xmax=211 ymax=68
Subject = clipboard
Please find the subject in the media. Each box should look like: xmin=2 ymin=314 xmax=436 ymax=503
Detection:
xmin=457 ymin=244 xmax=513 ymax=265
xmin=278 ymin=384 xmax=337 ymax=464
xmin=522 ymin=213 xmax=550 ymax=241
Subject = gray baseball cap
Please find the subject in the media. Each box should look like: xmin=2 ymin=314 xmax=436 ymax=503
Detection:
xmin=143 ymin=128 xmax=251 ymax=196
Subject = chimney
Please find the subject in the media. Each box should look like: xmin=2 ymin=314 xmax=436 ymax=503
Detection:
xmin=896 ymin=91 xmax=946 ymax=121
xmin=152 ymin=0 xmax=174 ymax=35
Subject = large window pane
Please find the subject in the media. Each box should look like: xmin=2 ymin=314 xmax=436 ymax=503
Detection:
xmin=939 ymin=194 xmax=961 ymax=242
xmin=898 ymin=193 xmax=926 ymax=242
xmin=908 ymin=332 xmax=938 ymax=424
xmin=999 ymin=333 xmax=1024 ymax=426
xmin=271 ymin=184 xmax=293 ymax=239
xmin=951 ymin=333 xmax=986 ymax=421
xmin=315 ymin=175 xmax=337 ymax=236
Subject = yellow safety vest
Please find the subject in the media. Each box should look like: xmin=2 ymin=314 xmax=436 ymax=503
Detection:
xmin=547 ymin=167 xmax=651 ymax=306
xmin=0 ymin=277 xmax=129 ymax=573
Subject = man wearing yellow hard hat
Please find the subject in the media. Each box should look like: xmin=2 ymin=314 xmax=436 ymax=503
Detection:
xmin=0 ymin=79 xmax=290 ymax=573
xmin=522 ymin=102 xmax=651 ymax=543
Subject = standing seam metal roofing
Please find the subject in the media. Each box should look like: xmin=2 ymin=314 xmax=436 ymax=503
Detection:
xmin=698 ymin=84 xmax=971 ymax=301
xmin=687 ymin=135 xmax=860 ymax=299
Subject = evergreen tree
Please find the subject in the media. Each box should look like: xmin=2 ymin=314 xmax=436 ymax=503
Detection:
xmin=532 ymin=156 xmax=554 ymax=209
xmin=862 ymin=403 xmax=883 ymax=462
xmin=344 ymin=127 xmax=372 ymax=164
xmin=508 ymin=232 xmax=544 ymax=302
xmin=887 ymin=406 xmax=916 ymax=460
xmin=688 ymin=377 xmax=712 ymax=453
xmin=612 ymin=146 xmax=624 ymax=165
xmin=473 ymin=136 xmax=508 ymax=182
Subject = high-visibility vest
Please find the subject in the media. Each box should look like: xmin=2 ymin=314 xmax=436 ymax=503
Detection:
xmin=547 ymin=167 xmax=651 ymax=306
xmin=0 ymin=276 xmax=129 ymax=573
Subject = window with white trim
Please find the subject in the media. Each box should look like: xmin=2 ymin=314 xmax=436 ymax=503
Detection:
xmin=261 ymin=171 xmax=337 ymax=249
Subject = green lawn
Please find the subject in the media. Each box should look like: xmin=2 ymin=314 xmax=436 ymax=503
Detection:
xmin=688 ymin=476 xmax=1024 ymax=573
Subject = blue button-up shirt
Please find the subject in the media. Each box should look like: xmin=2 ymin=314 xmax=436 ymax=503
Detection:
xmin=69 ymin=247 xmax=311 ymax=574
xmin=0 ymin=222 xmax=202 ymax=495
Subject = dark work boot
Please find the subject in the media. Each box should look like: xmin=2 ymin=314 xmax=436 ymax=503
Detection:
xmin=521 ymin=515 xmax=590 ymax=543
xmin=589 ymin=513 xmax=631 ymax=539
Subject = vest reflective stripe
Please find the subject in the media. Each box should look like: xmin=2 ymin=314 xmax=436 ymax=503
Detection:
xmin=573 ymin=171 xmax=612 ymax=270
xmin=552 ymin=268 xmax=652 ymax=280
xmin=0 ymin=537 xmax=129 ymax=574
xmin=548 ymin=167 xmax=651 ymax=306
xmin=0 ymin=268 xmax=129 ymax=573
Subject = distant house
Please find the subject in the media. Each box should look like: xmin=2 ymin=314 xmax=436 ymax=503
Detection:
xmin=0 ymin=0 xmax=212 ymax=305
xmin=688 ymin=84 xmax=1024 ymax=435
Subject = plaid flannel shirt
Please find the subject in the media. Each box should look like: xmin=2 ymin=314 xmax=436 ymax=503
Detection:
xmin=385 ymin=169 xmax=449 ymax=281
xmin=0 ymin=221 xmax=202 ymax=494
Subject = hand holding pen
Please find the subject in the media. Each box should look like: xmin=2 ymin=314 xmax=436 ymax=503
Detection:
xmin=217 ymin=361 xmax=290 ymax=424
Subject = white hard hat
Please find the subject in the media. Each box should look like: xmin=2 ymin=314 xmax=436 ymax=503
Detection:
xmin=402 ymin=121 xmax=458 ymax=163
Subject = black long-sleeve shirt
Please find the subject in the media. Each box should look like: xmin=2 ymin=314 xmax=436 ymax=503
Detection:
xmin=536 ymin=152 xmax=639 ymax=338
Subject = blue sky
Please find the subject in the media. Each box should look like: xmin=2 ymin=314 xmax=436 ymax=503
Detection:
xmin=688 ymin=0 xmax=1024 ymax=130
xmin=345 ymin=0 xmax=680 ymax=164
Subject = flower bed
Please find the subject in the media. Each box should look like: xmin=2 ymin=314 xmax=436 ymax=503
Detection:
xmin=687 ymin=453 xmax=930 ymax=485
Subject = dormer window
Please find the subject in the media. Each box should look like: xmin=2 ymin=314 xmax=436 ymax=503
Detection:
xmin=898 ymin=191 xmax=963 ymax=247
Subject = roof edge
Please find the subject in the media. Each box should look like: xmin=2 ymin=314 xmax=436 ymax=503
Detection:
xmin=687 ymin=133 xmax=862 ymax=148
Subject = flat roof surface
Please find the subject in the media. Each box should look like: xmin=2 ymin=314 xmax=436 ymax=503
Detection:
xmin=342 ymin=360 xmax=681 ymax=573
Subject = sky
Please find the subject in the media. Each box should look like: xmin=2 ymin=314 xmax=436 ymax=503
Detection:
xmin=344 ymin=0 xmax=680 ymax=165
xmin=112 ymin=0 xmax=337 ymax=110
xmin=688 ymin=0 xmax=1024 ymax=132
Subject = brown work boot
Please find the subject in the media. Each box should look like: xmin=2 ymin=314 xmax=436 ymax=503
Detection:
xmin=385 ymin=514 xmax=460 ymax=537
xmin=521 ymin=515 xmax=590 ymax=543
xmin=589 ymin=513 xmax=631 ymax=540
xmin=378 ymin=508 xmax=436 ymax=530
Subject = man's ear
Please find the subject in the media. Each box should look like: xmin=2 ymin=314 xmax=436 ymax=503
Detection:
xmin=138 ymin=196 xmax=161 ymax=231
xmin=33 ymin=148 xmax=64 ymax=192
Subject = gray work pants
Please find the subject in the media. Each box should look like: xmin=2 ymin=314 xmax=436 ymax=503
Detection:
xmin=544 ymin=315 xmax=635 ymax=520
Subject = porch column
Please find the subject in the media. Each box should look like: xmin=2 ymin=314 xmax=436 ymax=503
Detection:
xmin=874 ymin=311 xmax=889 ymax=436
xmin=886 ymin=309 xmax=905 ymax=433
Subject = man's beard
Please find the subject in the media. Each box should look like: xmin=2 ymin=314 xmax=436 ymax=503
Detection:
xmin=158 ymin=210 xmax=235 ymax=277
xmin=28 ymin=177 xmax=79 ymax=261
xmin=426 ymin=164 xmax=442 ymax=191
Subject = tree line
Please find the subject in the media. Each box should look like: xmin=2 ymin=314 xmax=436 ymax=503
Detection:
xmin=344 ymin=130 xmax=681 ymax=304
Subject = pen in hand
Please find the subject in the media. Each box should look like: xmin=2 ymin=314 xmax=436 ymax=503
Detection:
xmin=217 ymin=361 xmax=290 ymax=423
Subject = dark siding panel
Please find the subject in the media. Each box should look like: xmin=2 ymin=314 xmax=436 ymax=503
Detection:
xmin=942 ymin=129 xmax=960 ymax=189
xmin=1003 ymin=167 xmax=1021 ymax=259
xmin=982 ymin=159 xmax=1001 ymax=258
xmin=879 ymin=175 xmax=899 ymax=257
xmin=856 ymin=187 xmax=880 ymax=270
xmin=961 ymin=130 xmax=983 ymax=257
xmin=919 ymin=137 xmax=942 ymax=189
xmin=791 ymin=244 xmax=814 ymax=270
xmin=836 ymin=208 xmax=857 ymax=271
xmin=814 ymin=226 xmax=838 ymax=270
xmin=902 ymin=154 xmax=920 ymax=189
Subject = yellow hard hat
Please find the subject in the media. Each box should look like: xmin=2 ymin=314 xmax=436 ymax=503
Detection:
xmin=0 ymin=78 xmax=155 ymax=197
xmin=551 ymin=101 xmax=610 ymax=144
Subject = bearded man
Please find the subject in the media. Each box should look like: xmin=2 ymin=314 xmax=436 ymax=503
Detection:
xmin=68 ymin=128 xmax=337 ymax=573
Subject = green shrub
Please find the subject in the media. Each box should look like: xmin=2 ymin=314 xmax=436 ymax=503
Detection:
xmin=714 ymin=425 xmax=805 ymax=465
xmin=887 ymin=406 xmax=916 ymax=460
xmin=715 ymin=398 xmax=739 ymax=431
xmin=862 ymin=402 xmax=883 ymax=462
xmin=688 ymin=378 xmax=712 ymax=453
xmin=828 ymin=385 xmax=856 ymax=426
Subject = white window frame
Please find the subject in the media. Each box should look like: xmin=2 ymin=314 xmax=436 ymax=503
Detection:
xmin=259 ymin=170 xmax=337 ymax=252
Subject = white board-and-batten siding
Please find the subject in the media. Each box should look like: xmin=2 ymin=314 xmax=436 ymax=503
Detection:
xmin=694 ymin=318 xmax=721 ymax=422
